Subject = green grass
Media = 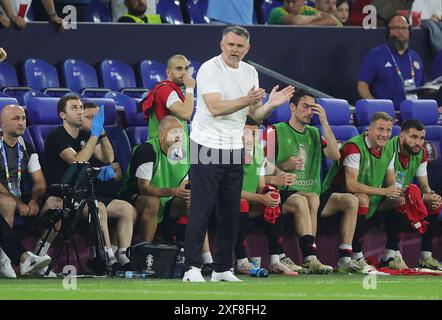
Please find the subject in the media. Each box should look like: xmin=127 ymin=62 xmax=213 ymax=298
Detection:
xmin=1 ymin=274 xmax=441 ymax=300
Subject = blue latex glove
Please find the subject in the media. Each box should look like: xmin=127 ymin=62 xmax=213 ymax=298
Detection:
xmin=96 ymin=165 xmax=116 ymax=182
xmin=91 ymin=106 xmax=105 ymax=137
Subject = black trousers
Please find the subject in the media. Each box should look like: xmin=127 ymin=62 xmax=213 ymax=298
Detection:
xmin=185 ymin=141 xmax=243 ymax=272
xmin=0 ymin=215 xmax=25 ymax=266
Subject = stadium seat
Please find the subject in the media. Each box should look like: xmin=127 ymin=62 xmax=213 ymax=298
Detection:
xmin=355 ymin=99 xmax=400 ymax=136
xmin=400 ymin=99 xmax=442 ymax=195
xmin=87 ymin=0 xmax=112 ymax=22
xmin=62 ymin=59 xmax=110 ymax=97
xmin=0 ymin=62 xmax=32 ymax=105
xmin=265 ymin=100 xmax=291 ymax=125
xmin=0 ymin=96 xmax=19 ymax=111
xmin=84 ymin=97 xmax=132 ymax=172
xmin=313 ymin=99 xmax=359 ymax=170
xmin=126 ymin=126 xmax=149 ymax=146
xmin=22 ymin=90 xmax=50 ymax=106
xmin=185 ymin=0 xmax=210 ymax=24
xmin=22 ymin=58 xmax=71 ymax=97
xmin=156 ymin=0 xmax=184 ymax=24
xmin=189 ymin=59 xmax=202 ymax=78
xmin=27 ymin=97 xmax=61 ymax=157
xmin=99 ymin=59 xmax=148 ymax=97
xmin=138 ymin=59 xmax=167 ymax=90
xmin=258 ymin=0 xmax=280 ymax=24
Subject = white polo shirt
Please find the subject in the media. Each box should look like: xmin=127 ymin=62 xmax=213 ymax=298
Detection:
xmin=190 ymin=55 xmax=259 ymax=150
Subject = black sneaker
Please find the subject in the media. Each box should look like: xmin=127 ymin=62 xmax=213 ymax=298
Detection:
xmin=86 ymin=256 xmax=106 ymax=275
xmin=201 ymin=263 xmax=213 ymax=276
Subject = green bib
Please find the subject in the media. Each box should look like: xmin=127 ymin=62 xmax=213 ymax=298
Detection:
xmin=390 ymin=136 xmax=423 ymax=188
xmin=149 ymin=138 xmax=190 ymax=223
xmin=242 ymin=143 xmax=265 ymax=193
xmin=274 ymin=123 xmax=322 ymax=194
xmin=122 ymin=13 xmax=162 ymax=24
xmin=323 ymin=133 xmax=394 ymax=219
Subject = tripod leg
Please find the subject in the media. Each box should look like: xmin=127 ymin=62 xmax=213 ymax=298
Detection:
xmin=89 ymin=199 xmax=112 ymax=275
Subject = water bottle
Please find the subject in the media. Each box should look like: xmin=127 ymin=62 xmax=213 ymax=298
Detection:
xmin=173 ymin=248 xmax=186 ymax=279
xmin=250 ymin=267 xmax=269 ymax=278
xmin=395 ymin=171 xmax=405 ymax=189
xmin=115 ymin=271 xmax=149 ymax=279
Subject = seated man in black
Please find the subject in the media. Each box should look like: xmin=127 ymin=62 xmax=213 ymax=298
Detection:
xmin=0 ymin=104 xmax=51 ymax=277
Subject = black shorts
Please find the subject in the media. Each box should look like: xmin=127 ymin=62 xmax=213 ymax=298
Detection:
xmin=280 ymin=188 xmax=299 ymax=205
xmin=318 ymin=185 xmax=348 ymax=218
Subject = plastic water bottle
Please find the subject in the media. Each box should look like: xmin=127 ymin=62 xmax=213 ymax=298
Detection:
xmin=173 ymin=248 xmax=186 ymax=279
xmin=115 ymin=271 xmax=149 ymax=279
xmin=250 ymin=267 xmax=269 ymax=278
xmin=395 ymin=171 xmax=406 ymax=188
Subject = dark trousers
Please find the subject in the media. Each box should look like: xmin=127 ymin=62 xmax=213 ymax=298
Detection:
xmin=0 ymin=215 xmax=25 ymax=266
xmin=185 ymin=142 xmax=243 ymax=272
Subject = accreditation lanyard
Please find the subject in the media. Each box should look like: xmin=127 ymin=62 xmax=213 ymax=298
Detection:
xmin=0 ymin=139 xmax=22 ymax=190
xmin=386 ymin=45 xmax=415 ymax=86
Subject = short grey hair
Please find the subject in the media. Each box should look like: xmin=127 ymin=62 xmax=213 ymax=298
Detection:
xmin=222 ymin=26 xmax=250 ymax=42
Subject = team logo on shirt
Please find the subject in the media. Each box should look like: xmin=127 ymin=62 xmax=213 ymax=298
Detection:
xmin=80 ymin=140 xmax=86 ymax=148
xmin=413 ymin=61 xmax=420 ymax=70
xmin=384 ymin=62 xmax=392 ymax=68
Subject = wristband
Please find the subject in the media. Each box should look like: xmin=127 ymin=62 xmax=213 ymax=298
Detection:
xmin=98 ymin=132 xmax=107 ymax=142
xmin=185 ymin=88 xmax=194 ymax=94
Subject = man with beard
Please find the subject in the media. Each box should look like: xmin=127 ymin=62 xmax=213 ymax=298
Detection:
xmin=377 ymin=120 xmax=442 ymax=270
xmin=141 ymin=54 xmax=195 ymax=141
xmin=117 ymin=0 xmax=163 ymax=23
xmin=357 ymin=14 xmax=426 ymax=110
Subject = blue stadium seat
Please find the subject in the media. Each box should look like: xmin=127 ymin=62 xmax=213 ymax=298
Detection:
xmin=87 ymin=0 xmax=112 ymax=22
xmin=22 ymin=58 xmax=71 ymax=97
xmin=138 ymin=59 xmax=167 ymax=90
xmin=258 ymin=0 xmax=280 ymax=24
xmin=0 ymin=97 xmax=19 ymax=111
xmin=100 ymin=59 xmax=148 ymax=97
xmin=400 ymin=99 xmax=442 ymax=198
xmin=265 ymin=100 xmax=291 ymax=125
xmin=0 ymin=62 xmax=32 ymax=104
xmin=104 ymin=91 xmax=148 ymax=146
xmin=83 ymin=97 xmax=132 ymax=172
xmin=27 ymin=97 xmax=61 ymax=157
xmin=126 ymin=126 xmax=149 ymax=146
xmin=186 ymin=0 xmax=210 ymax=24
xmin=62 ymin=59 xmax=110 ymax=97
xmin=189 ymin=59 xmax=202 ymax=78
xmin=22 ymin=90 xmax=50 ymax=106
xmin=313 ymin=98 xmax=350 ymax=125
xmin=156 ymin=0 xmax=184 ymax=24
xmin=355 ymin=99 xmax=400 ymax=136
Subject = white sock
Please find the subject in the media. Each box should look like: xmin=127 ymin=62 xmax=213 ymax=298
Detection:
xmin=117 ymin=248 xmax=130 ymax=265
xmin=270 ymin=254 xmax=280 ymax=265
xmin=339 ymin=256 xmax=351 ymax=265
xmin=202 ymin=251 xmax=213 ymax=264
xmin=279 ymin=253 xmax=286 ymax=259
xmin=383 ymin=249 xmax=396 ymax=261
xmin=34 ymin=240 xmax=50 ymax=256
xmin=395 ymin=250 xmax=403 ymax=258
xmin=107 ymin=248 xmax=118 ymax=264
xmin=0 ymin=247 xmax=8 ymax=262
xmin=352 ymin=252 xmax=364 ymax=260
xmin=111 ymin=245 xmax=118 ymax=254
xmin=421 ymin=251 xmax=432 ymax=260
xmin=304 ymin=255 xmax=316 ymax=263
xmin=237 ymin=258 xmax=249 ymax=266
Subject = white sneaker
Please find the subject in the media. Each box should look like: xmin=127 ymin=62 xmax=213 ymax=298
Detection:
xmin=211 ymin=270 xmax=243 ymax=282
xmin=268 ymin=261 xmax=299 ymax=276
xmin=348 ymin=258 xmax=377 ymax=274
xmin=182 ymin=267 xmax=205 ymax=282
xmin=0 ymin=258 xmax=16 ymax=278
xmin=20 ymin=252 xmax=51 ymax=276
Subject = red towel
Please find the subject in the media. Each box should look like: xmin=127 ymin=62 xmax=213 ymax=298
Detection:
xmin=404 ymin=184 xmax=429 ymax=234
xmin=260 ymin=185 xmax=281 ymax=224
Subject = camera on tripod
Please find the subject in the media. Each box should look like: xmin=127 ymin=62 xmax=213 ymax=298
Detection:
xmin=48 ymin=162 xmax=101 ymax=200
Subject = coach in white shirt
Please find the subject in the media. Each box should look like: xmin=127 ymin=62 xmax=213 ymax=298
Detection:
xmin=183 ymin=25 xmax=294 ymax=282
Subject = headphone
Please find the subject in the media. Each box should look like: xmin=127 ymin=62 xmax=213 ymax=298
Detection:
xmin=385 ymin=14 xmax=411 ymax=38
